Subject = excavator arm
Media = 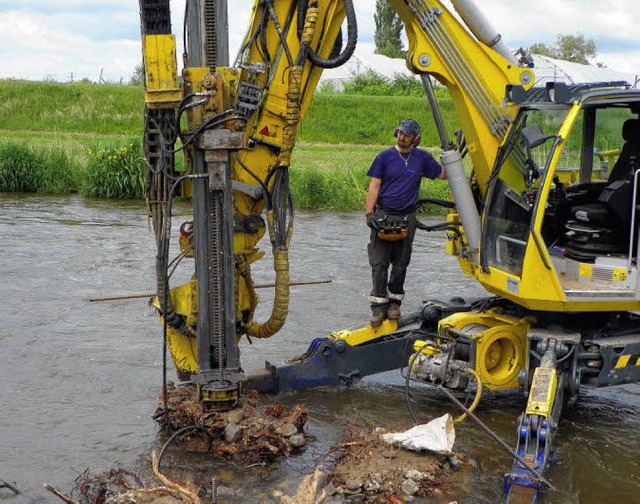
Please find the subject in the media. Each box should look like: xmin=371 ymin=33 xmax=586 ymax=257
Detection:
xmin=139 ymin=0 xmax=537 ymax=393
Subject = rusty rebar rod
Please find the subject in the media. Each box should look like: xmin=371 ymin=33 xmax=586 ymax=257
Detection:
xmin=88 ymin=277 xmax=332 ymax=302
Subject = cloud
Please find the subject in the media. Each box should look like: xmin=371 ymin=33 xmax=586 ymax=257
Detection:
xmin=0 ymin=9 xmax=139 ymax=82
xmin=468 ymin=0 xmax=636 ymax=38
xmin=0 ymin=0 xmax=638 ymax=82
xmin=465 ymin=0 xmax=640 ymax=62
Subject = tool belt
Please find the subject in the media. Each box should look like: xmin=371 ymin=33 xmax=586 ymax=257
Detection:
xmin=374 ymin=208 xmax=409 ymax=242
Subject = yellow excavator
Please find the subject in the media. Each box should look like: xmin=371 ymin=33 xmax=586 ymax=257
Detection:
xmin=138 ymin=0 xmax=640 ymax=500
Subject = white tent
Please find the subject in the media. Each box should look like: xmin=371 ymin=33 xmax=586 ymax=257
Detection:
xmin=530 ymin=54 xmax=638 ymax=88
xmin=319 ymin=44 xmax=639 ymax=90
xmin=319 ymin=43 xmax=412 ymax=89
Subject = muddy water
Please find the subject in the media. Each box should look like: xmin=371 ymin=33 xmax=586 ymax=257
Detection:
xmin=1 ymin=194 xmax=638 ymax=503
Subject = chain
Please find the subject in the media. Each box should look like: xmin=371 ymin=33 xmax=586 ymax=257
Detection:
xmin=436 ymin=384 xmax=557 ymax=492
xmin=396 ymin=149 xmax=413 ymax=167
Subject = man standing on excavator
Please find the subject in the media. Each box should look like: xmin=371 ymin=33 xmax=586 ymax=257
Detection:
xmin=365 ymin=119 xmax=446 ymax=327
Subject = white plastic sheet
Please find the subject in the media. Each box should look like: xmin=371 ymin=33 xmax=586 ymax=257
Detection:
xmin=380 ymin=413 xmax=455 ymax=455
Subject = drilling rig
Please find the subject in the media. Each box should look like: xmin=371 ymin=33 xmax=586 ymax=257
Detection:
xmin=139 ymin=1 xmax=640 ymax=500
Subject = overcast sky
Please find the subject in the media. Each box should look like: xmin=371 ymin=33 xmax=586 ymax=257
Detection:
xmin=0 ymin=0 xmax=638 ymax=83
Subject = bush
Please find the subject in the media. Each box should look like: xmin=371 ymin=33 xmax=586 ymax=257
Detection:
xmin=0 ymin=143 xmax=79 ymax=193
xmin=342 ymin=69 xmax=424 ymax=97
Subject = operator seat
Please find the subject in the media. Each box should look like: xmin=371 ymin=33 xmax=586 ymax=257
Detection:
xmin=608 ymin=118 xmax=640 ymax=182
xmin=563 ymin=118 xmax=640 ymax=262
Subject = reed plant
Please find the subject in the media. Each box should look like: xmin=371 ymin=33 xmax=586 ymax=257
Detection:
xmin=81 ymin=141 xmax=145 ymax=199
xmin=0 ymin=139 xmax=146 ymax=198
xmin=0 ymin=143 xmax=42 ymax=192
xmin=0 ymin=143 xmax=79 ymax=193
xmin=38 ymin=148 xmax=79 ymax=193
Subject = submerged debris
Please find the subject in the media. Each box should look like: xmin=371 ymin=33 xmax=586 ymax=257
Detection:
xmin=153 ymin=383 xmax=309 ymax=465
xmin=51 ymin=461 xmax=191 ymax=504
xmin=304 ymin=426 xmax=473 ymax=503
xmin=52 ymin=386 xmax=473 ymax=504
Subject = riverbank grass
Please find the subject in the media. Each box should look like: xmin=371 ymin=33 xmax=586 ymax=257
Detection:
xmin=0 ymin=138 xmax=449 ymax=211
xmin=0 ymin=79 xmax=453 ymax=209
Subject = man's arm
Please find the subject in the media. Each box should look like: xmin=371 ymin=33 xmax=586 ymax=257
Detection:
xmin=437 ymin=165 xmax=446 ymax=180
xmin=365 ymin=177 xmax=382 ymax=214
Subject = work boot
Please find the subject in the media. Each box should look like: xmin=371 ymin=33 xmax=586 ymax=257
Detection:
xmin=388 ymin=303 xmax=401 ymax=320
xmin=369 ymin=310 xmax=386 ymax=327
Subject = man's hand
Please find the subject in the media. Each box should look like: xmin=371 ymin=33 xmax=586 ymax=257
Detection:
xmin=366 ymin=212 xmax=379 ymax=230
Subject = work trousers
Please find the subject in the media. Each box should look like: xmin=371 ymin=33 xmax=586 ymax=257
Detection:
xmin=368 ymin=211 xmax=417 ymax=311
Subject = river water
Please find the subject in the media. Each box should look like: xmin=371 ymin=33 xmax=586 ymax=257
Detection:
xmin=1 ymin=194 xmax=638 ymax=503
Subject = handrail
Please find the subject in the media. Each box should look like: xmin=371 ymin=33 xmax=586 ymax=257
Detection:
xmin=627 ymin=168 xmax=640 ymax=271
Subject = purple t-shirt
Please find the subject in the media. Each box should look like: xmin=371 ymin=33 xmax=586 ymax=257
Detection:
xmin=367 ymin=147 xmax=442 ymax=212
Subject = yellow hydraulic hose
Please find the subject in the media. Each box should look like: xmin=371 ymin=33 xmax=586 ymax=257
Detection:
xmin=244 ymin=245 xmax=290 ymax=339
xmin=276 ymin=66 xmax=302 ymax=169
xmin=453 ymin=368 xmax=483 ymax=424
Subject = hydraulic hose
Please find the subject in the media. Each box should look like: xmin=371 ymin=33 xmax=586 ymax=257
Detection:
xmin=298 ymin=0 xmax=357 ymax=69
xmin=244 ymin=245 xmax=290 ymax=338
xmin=296 ymin=0 xmax=309 ymax=40
xmin=453 ymin=367 xmax=483 ymax=424
xmin=243 ymin=0 xmax=351 ymax=339
xmin=265 ymin=0 xmax=294 ymax=67
xmin=295 ymin=1 xmax=318 ymax=66
xmin=278 ymin=66 xmax=303 ymax=168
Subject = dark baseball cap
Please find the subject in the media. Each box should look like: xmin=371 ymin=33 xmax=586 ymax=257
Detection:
xmin=398 ymin=119 xmax=421 ymax=136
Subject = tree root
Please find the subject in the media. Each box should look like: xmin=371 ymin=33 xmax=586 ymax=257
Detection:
xmin=43 ymin=483 xmax=81 ymax=504
xmin=151 ymin=451 xmax=200 ymax=504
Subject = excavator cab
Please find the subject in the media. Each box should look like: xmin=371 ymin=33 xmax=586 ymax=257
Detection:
xmin=430 ymin=83 xmax=640 ymax=500
xmin=561 ymin=116 xmax=640 ymax=262
xmin=478 ymin=83 xmax=640 ymax=314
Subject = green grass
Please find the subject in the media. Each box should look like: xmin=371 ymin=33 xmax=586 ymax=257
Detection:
xmin=299 ymin=91 xmax=456 ymax=147
xmin=0 ymin=80 xmax=142 ymax=134
xmin=0 ymin=78 xmax=457 ymax=209
xmin=0 ymin=130 xmax=139 ymax=165
xmin=0 ymin=142 xmax=79 ymax=193
xmin=290 ymin=144 xmax=381 ymax=211
xmin=0 ymin=79 xmax=453 ymax=149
